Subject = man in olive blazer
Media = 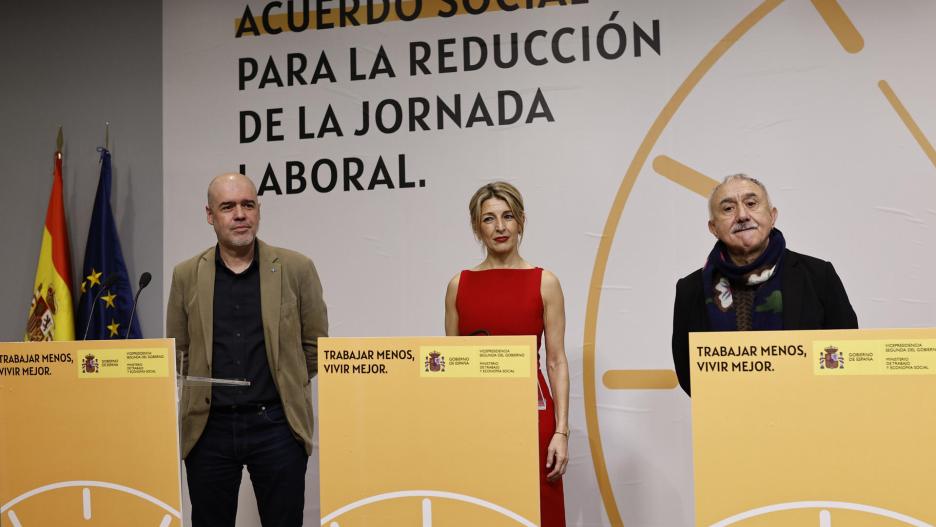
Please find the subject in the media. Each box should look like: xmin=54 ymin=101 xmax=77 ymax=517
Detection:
xmin=166 ymin=173 xmax=327 ymax=527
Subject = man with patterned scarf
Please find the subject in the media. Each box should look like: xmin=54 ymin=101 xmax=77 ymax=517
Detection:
xmin=672 ymin=174 xmax=858 ymax=396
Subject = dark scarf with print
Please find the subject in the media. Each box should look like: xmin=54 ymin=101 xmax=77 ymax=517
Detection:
xmin=703 ymin=229 xmax=785 ymax=331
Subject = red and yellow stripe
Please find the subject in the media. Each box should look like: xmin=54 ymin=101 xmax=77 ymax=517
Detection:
xmin=26 ymin=153 xmax=75 ymax=341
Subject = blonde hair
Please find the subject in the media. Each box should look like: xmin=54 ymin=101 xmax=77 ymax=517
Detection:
xmin=468 ymin=181 xmax=526 ymax=240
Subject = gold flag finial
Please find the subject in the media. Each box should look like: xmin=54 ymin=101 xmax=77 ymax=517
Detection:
xmin=105 ymin=121 xmax=110 ymax=150
xmin=56 ymin=126 xmax=63 ymax=152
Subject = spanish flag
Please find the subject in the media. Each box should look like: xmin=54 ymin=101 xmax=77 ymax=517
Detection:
xmin=25 ymin=136 xmax=75 ymax=341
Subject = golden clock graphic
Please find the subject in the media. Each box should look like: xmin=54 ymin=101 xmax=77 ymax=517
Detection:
xmin=320 ymin=490 xmax=538 ymax=526
xmin=708 ymin=500 xmax=932 ymax=526
xmin=1 ymin=480 xmax=181 ymax=526
xmin=582 ymin=0 xmax=936 ymax=525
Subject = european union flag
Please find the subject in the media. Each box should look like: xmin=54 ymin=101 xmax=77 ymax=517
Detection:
xmin=77 ymin=148 xmax=142 ymax=340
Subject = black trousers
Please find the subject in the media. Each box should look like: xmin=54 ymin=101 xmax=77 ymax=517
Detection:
xmin=185 ymin=403 xmax=309 ymax=527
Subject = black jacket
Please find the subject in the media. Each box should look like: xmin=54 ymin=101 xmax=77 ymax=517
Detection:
xmin=672 ymin=249 xmax=858 ymax=396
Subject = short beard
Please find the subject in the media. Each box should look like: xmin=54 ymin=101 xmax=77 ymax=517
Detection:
xmin=228 ymin=234 xmax=255 ymax=247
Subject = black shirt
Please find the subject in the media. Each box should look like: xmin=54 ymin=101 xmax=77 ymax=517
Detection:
xmin=211 ymin=244 xmax=279 ymax=407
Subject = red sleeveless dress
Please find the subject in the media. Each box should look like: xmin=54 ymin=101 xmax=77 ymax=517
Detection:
xmin=455 ymin=267 xmax=567 ymax=527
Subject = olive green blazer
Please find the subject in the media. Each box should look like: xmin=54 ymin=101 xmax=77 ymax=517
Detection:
xmin=166 ymin=239 xmax=328 ymax=457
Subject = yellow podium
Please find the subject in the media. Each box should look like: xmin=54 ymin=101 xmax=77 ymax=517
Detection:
xmin=318 ymin=336 xmax=540 ymax=527
xmin=690 ymin=328 xmax=936 ymax=527
xmin=0 ymin=339 xmax=182 ymax=526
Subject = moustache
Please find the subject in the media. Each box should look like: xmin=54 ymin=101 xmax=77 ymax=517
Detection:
xmin=731 ymin=221 xmax=758 ymax=234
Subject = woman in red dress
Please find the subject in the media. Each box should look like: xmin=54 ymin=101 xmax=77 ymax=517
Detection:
xmin=444 ymin=181 xmax=570 ymax=527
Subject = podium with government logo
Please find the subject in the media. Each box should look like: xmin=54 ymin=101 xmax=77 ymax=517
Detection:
xmin=690 ymin=328 xmax=936 ymax=526
xmin=0 ymin=339 xmax=182 ymax=526
xmin=318 ymin=336 xmax=540 ymax=526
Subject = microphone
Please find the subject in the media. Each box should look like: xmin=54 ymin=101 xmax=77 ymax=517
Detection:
xmin=124 ymin=272 xmax=152 ymax=339
xmin=82 ymin=274 xmax=119 ymax=340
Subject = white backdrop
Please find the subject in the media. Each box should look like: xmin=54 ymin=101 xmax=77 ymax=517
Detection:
xmin=163 ymin=1 xmax=936 ymax=525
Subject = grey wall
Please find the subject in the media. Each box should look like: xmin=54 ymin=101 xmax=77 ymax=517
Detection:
xmin=0 ymin=1 xmax=163 ymax=341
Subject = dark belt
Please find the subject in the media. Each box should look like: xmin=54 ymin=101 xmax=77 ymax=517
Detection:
xmin=211 ymin=402 xmax=279 ymax=414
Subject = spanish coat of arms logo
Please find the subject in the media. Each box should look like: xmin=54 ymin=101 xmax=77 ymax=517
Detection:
xmin=819 ymin=345 xmax=845 ymax=369
xmin=424 ymin=351 xmax=445 ymax=372
xmin=82 ymin=354 xmax=100 ymax=374
xmin=26 ymin=284 xmax=57 ymax=341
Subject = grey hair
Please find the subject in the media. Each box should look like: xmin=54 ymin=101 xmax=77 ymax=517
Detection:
xmin=708 ymin=173 xmax=772 ymax=219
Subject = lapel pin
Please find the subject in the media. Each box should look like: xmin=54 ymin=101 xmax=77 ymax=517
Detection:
xmin=271 ymin=267 xmax=276 ymax=272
